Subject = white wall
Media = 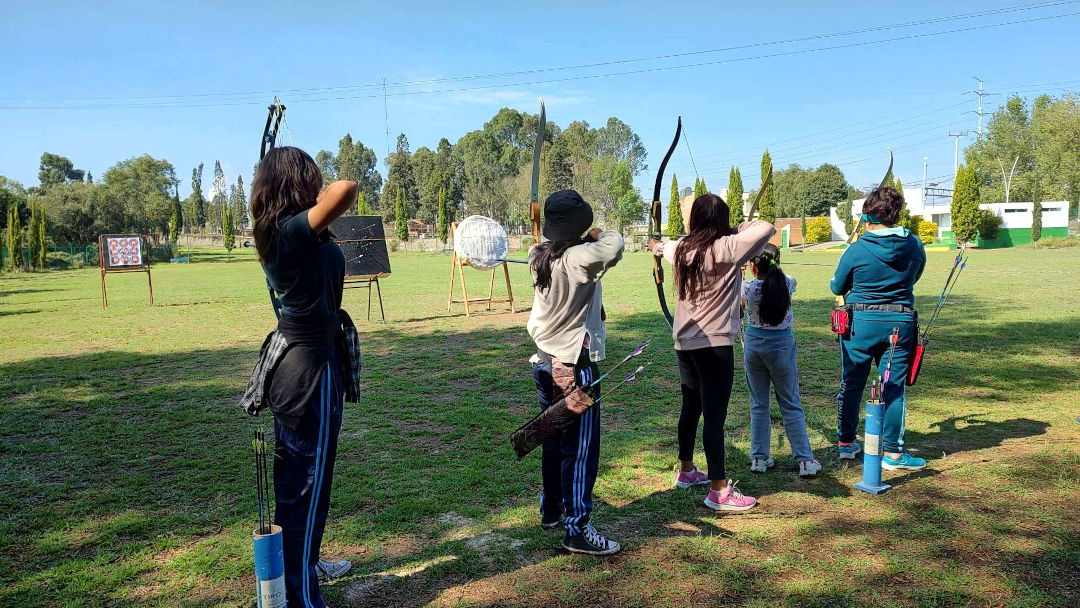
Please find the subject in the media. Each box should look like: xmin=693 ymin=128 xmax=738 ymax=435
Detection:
xmin=980 ymin=202 xmax=1069 ymax=229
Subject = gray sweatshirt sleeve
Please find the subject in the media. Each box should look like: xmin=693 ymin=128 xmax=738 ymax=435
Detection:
xmin=565 ymin=230 xmax=625 ymax=283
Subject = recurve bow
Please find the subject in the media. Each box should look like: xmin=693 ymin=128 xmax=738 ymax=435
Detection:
xmin=650 ymin=117 xmax=682 ymax=327
xmin=529 ymin=98 xmax=546 ymax=243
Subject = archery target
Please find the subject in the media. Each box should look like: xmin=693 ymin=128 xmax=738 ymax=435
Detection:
xmin=453 ymin=215 xmax=509 ymax=270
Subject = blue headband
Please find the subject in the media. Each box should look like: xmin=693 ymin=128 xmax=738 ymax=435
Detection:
xmin=861 ymin=213 xmax=883 ymax=224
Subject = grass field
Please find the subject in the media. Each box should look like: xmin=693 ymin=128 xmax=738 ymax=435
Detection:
xmin=1 ymin=245 xmax=1078 ymax=608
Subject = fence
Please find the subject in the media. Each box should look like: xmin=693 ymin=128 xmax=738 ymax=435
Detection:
xmin=1 ymin=243 xmax=173 ymax=271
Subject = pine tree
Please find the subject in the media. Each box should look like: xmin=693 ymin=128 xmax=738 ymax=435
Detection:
xmin=86 ymin=171 xmax=93 ymax=184
xmin=667 ymin=174 xmax=684 ymax=237
xmin=758 ymin=150 xmax=777 ymax=223
xmin=951 ymin=164 xmax=980 ymax=245
xmin=437 ymin=186 xmax=448 ymax=243
xmin=221 ymin=198 xmax=235 ymax=258
xmin=395 ymin=188 xmax=408 ymax=241
xmin=36 ymin=200 xmax=47 ymax=270
xmin=192 ymin=164 xmax=206 ymax=230
xmin=728 ymin=167 xmax=744 ymax=223
xmin=28 ymin=202 xmax=39 ymax=271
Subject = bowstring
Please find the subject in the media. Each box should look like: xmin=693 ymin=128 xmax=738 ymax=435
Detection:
xmin=682 ymin=124 xmax=700 ymax=178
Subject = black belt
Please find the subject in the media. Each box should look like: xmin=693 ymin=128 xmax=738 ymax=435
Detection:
xmin=851 ymin=303 xmax=917 ymax=316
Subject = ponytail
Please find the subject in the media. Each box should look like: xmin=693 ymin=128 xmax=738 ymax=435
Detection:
xmin=531 ymin=238 xmax=584 ymax=291
xmin=749 ymin=244 xmax=790 ymax=327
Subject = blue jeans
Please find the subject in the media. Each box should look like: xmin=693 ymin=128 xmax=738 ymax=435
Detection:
xmin=534 ymin=350 xmax=600 ymax=536
xmin=274 ymin=362 xmax=343 ymax=608
xmin=744 ymin=328 xmax=814 ymax=462
xmin=837 ymin=312 xmax=915 ymax=453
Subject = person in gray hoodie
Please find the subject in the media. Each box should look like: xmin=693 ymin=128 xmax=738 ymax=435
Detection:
xmin=528 ymin=190 xmax=624 ymax=555
xmin=831 ymin=186 xmax=927 ymax=470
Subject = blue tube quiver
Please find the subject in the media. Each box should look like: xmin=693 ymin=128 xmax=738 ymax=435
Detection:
xmin=854 ymin=400 xmax=893 ymax=495
xmin=253 ymin=525 xmax=286 ymax=608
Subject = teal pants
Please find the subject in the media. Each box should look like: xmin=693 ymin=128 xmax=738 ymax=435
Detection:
xmin=837 ymin=311 xmax=915 ymax=453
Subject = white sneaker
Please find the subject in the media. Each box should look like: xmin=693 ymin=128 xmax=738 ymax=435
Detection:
xmin=749 ymin=457 xmax=774 ymax=473
xmin=316 ymin=558 xmax=352 ymax=582
xmin=799 ymin=459 xmax=822 ymax=477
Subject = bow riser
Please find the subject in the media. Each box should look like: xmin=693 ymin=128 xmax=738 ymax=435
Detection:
xmin=651 ymin=117 xmax=682 ymax=327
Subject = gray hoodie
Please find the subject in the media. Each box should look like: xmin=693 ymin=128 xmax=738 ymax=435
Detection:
xmin=527 ymin=230 xmax=625 ymax=364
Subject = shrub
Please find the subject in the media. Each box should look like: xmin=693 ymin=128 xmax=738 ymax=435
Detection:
xmin=46 ymin=251 xmax=84 ymax=269
xmin=918 ymin=221 xmax=938 ymax=244
xmin=804 ymin=217 xmax=832 ymax=244
xmin=1036 ymin=236 xmax=1080 ymax=249
xmin=977 ymin=210 xmax=1002 ymax=241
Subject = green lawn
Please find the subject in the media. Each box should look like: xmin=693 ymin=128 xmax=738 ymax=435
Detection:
xmin=1 ymin=245 xmax=1077 ymax=607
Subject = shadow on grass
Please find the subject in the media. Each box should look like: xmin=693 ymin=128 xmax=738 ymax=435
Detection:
xmin=0 ymin=309 xmax=42 ymax=317
xmin=1 ymin=302 xmax=1076 ymax=607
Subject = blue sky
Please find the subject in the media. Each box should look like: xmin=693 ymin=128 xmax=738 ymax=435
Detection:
xmin=2 ymin=0 xmax=1078 ymax=203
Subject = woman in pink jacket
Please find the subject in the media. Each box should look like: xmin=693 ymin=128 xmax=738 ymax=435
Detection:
xmin=648 ymin=194 xmax=775 ymax=511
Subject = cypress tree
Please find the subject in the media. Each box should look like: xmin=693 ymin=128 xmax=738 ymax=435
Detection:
xmin=169 ymin=183 xmax=182 ymax=255
xmin=951 ymin=164 xmax=980 ymax=245
xmin=28 ymin=202 xmax=39 ymax=270
xmin=7 ymin=207 xmax=24 ymax=271
xmin=36 ymin=200 xmax=47 ymax=269
xmin=694 ymin=177 xmax=707 ymax=198
xmin=356 ymin=191 xmax=374 ymax=215
xmin=759 ymin=150 xmax=777 ymax=223
xmin=395 ymin=188 xmax=408 ymax=241
xmin=728 ymin=167 xmax=744 ymax=223
xmin=667 ymin=174 xmax=683 ymax=237
xmin=437 ymin=186 xmax=448 ymax=243
xmin=221 ymin=198 xmax=235 ymax=257
xmin=1031 ymin=175 xmax=1043 ymax=245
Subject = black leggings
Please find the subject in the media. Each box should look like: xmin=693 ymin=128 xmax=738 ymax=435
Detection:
xmin=676 ymin=345 xmax=734 ymax=481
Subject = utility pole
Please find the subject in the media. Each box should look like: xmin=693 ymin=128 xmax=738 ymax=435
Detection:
xmin=949 ymin=131 xmax=971 ymax=177
xmin=973 ymin=77 xmax=987 ymax=140
xmin=923 ymin=156 xmax=928 ymax=194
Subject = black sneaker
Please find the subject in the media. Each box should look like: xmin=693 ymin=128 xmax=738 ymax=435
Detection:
xmin=541 ymin=514 xmax=565 ymax=530
xmin=561 ymin=524 xmax=621 ymax=555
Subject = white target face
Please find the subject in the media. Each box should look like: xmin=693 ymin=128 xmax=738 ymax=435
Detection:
xmin=454 ymin=215 xmax=510 ymax=270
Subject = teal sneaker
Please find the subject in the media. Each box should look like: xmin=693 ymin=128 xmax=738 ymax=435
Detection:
xmin=882 ymin=452 xmax=926 ymax=471
xmin=838 ymin=442 xmax=862 ymax=460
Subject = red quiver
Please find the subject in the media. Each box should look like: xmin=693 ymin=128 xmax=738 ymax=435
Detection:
xmin=908 ymin=339 xmax=927 ymax=386
xmin=831 ymin=299 xmax=852 ymax=337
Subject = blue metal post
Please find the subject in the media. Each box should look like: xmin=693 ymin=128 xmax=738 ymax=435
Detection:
xmin=854 ymin=400 xmax=892 ymax=495
xmin=253 ymin=525 xmax=286 ymax=608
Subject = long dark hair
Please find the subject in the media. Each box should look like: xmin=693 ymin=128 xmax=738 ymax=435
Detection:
xmin=675 ymin=193 xmax=733 ymax=302
xmin=531 ymin=239 xmax=585 ymax=291
xmin=749 ymin=243 xmax=790 ymax=326
xmin=250 ymin=146 xmax=322 ymax=261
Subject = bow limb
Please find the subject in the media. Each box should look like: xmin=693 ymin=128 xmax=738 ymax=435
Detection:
xmin=530 ymin=99 xmax=546 ymax=244
xmin=847 ymin=149 xmax=892 ymax=244
xmin=745 ymin=168 xmax=773 ymax=222
xmin=650 ymin=117 xmax=681 ymax=327
xmin=259 ymin=97 xmax=286 ymax=162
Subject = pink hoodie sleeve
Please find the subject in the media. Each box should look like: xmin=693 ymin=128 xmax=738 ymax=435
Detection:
xmin=716 ymin=220 xmax=775 ymax=265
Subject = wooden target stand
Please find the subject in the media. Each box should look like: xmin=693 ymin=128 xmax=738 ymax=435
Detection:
xmin=446 ymin=222 xmax=515 ymax=316
xmin=98 ymin=234 xmax=153 ymax=309
xmin=343 ymin=275 xmax=386 ymax=322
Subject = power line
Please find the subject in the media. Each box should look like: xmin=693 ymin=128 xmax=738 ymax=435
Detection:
xmin=4 ymin=10 xmax=1078 ymax=110
xmin=4 ymin=0 xmax=1075 ymax=105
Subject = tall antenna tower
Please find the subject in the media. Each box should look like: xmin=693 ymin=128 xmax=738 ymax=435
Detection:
xmin=973 ymin=77 xmax=987 ymax=140
xmin=382 ymin=78 xmax=391 ymax=158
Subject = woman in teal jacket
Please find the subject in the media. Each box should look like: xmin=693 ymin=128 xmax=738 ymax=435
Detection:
xmin=831 ymin=187 xmax=927 ymax=470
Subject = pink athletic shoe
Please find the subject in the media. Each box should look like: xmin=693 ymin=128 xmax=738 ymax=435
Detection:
xmin=704 ymin=480 xmax=757 ymax=512
xmin=674 ymin=467 xmax=710 ymax=489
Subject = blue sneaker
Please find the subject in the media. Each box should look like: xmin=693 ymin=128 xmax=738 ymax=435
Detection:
xmin=882 ymin=452 xmax=926 ymax=471
xmin=838 ymin=442 xmax=862 ymax=460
